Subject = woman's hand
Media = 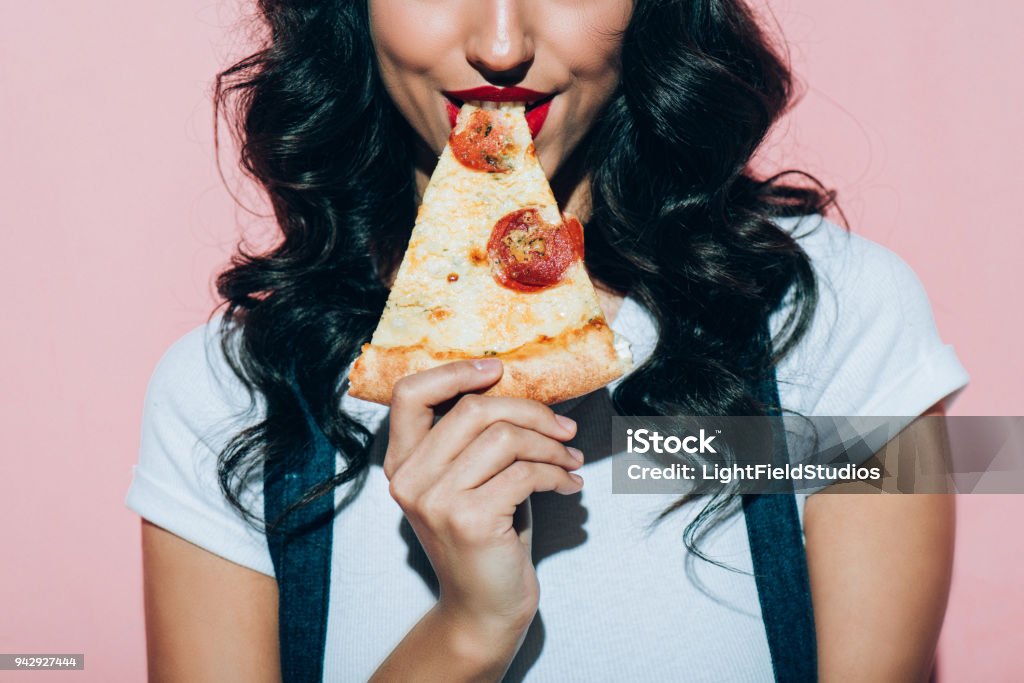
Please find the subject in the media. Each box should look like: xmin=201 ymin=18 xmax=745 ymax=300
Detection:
xmin=370 ymin=358 xmax=583 ymax=681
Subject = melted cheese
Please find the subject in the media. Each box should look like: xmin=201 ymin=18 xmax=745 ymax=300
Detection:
xmin=369 ymin=103 xmax=622 ymax=357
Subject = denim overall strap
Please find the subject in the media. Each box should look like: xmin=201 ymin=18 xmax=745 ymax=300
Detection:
xmin=264 ymin=385 xmax=336 ymax=683
xmin=742 ymin=326 xmax=819 ymax=682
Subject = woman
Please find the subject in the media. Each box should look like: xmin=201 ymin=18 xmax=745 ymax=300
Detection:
xmin=126 ymin=0 xmax=969 ymax=680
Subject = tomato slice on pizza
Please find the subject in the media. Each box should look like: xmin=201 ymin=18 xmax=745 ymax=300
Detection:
xmin=347 ymin=103 xmax=633 ymax=405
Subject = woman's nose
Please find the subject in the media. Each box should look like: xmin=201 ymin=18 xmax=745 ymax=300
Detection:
xmin=464 ymin=0 xmax=535 ymax=83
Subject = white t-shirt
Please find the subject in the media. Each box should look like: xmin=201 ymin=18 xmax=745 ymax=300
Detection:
xmin=125 ymin=215 xmax=969 ymax=682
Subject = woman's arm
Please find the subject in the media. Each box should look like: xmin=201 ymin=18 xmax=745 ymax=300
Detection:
xmin=369 ymin=601 xmax=530 ymax=681
xmin=370 ymin=360 xmax=582 ymax=682
xmin=804 ymin=401 xmax=955 ymax=682
xmin=141 ymin=520 xmax=281 ymax=683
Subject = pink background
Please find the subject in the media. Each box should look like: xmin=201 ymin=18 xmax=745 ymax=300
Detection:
xmin=1 ymin=0 xmax=1020 ymax=680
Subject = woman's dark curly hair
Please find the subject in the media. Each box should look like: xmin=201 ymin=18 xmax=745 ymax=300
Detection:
xmin=211 ymin=0 xmax=842 ymax=565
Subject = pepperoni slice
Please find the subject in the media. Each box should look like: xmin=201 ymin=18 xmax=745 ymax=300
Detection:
xmin=449 ymin=110 xmax=517 ymax=173
xmin=486 ymin=209 xmax=584 ymax=291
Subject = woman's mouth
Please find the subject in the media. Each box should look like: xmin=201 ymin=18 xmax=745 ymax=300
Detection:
xmin=443 ymin=94 xmax=555 ymax=138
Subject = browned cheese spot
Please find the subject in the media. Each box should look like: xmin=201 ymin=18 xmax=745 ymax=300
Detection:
xmin=469 ymin=247 xmax=488 ymax=265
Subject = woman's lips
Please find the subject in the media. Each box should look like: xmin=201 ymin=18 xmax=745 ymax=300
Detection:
xmin=525 ymin=100 xmax=551 ymax=138
xmin=444 ymin=97 xmax=459 ymax=129
xmin=444 ymin=96 xmax=553 ymax=138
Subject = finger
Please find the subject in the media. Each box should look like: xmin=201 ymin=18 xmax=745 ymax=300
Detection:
xmin=384 ymin=358 xmax=504 ymax=478
xmin=402 ymin=394 xmax=577 ymax=484
xmin=472 ymin=462 xmax=584 ymax=516
xmin=446 ymin=423 xmax=583 ymax=491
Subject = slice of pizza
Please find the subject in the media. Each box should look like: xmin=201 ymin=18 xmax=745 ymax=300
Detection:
xmin=347 ymin=102 xmax=633 ymax=405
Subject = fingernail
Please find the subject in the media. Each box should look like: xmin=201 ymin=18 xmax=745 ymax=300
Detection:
xmin=567 ymin=447 xmax=584 ymax=463
xmin=555 ymin=415 xmax=576 ymax=434
xmin=569 ymin=473 xmax=584 ymax=487
xmin=472 ymin=358 xmax=502 ymax=372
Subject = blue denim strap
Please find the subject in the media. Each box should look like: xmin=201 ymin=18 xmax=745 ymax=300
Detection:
xmin=264 ymin=385 xmax=336 ymax=683
xmin=742 ymin=341 xmax=819 ymax=682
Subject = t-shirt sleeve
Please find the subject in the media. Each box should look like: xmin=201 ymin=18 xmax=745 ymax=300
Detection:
xmin=772 ymin=216 xmax=971 ymax=518
xmin=772 ymin=215 xmax=970 ymax=419
xmin=124 ymin=320 xmax=275 ymax=577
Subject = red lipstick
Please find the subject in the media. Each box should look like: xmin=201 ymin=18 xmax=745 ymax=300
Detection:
xmin=443 ymin=86 xmax=556 ymax=138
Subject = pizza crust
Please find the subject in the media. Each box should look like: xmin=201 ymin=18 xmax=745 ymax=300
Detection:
xmin=347 ymin=318 xmax=631 ymax=406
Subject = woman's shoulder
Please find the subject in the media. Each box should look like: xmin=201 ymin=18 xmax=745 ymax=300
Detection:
xmin=148 ymin=315 xmax=388 ymax=428
xmin=771 ymin=214 xmax=970 ymax=417
xmin=774 ymin=214 xmax=939 ymax=347
xmin=775 ymin=213 xmax=915 ymax=286
xmin=144 ymin=314 xmax=256 ymax=415
xmin=773 ymin=214 xmax=943 ymax=347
